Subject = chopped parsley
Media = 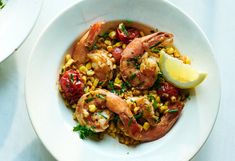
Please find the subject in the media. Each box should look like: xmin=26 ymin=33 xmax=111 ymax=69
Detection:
xmin=97 ymin=111 xmax=108 ymax=119
xmin=167 ymin=109 xmax=179 ymax=113
xmin=100 ymin=32 xmax=109 ymax=38
xmin=87 ymin=44 xmax=98 ymax=51
xmin=113 ymin=114 xmax=119 ymax=124
xmin=0 ymin=0 xmax=5 ymax=9
xmin=149 ymin=41 xmax=162 ymax=49
xmin=148 ymin=95 xmax=158 ymax=109
xmin=98 ymin=81 xmax=104 ymax=86
xmin=96 ymin=94 xmax=106 ymax=99
xmin=128 ymin=117 xmax=133 ymax=127
xmin=69 ymin=74 xmax=74 ymax=83
xmin=151 ymin=47 xmax=160 ymax=53
xmin=134 ymin=112 xmax=143 ymax=120
xmin=118 ymin=23 xmax=128 ymax=36
xmin=129 ymin=73 xmax=137 ymax=80
xmin=73 ymin=124 xmax=96 ymax=139
xmin=85 ymin=97 xmax=94 ymax=103
xmin=151 ymin=72 xmax=164 ymax=89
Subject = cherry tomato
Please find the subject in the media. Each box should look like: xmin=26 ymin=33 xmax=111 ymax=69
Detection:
xmin=116 ymin=24 xmax=140 ymax=43
xmin=59 ymin=69 xmax=84 ymax=105
xmin=111 ymin=47 xmax=123 ymax=63
xmin=157 ymin=82 xmax=179 ymax=100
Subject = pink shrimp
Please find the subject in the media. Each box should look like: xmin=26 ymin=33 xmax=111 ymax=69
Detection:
xmin=72 ymin=21 xmax=105 ymax=65
xmin=75 ymin=89 xmax=141 ymax=137
xmin=120 ymin=32 xmax=173 ymax=89
xmin=119 ymin=101 xmax=184 ymax=141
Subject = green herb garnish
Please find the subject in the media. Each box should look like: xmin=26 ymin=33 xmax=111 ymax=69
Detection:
xmin=148 ymin=95 xmax=158 ymax=109
xmin=73 ymin=124 xmax=96 ymax=139
xmin=128 ymin=117 xmax=133 ymax=127
xmin=85 ymin=97 xmax=94 ymax=103
xmin=100 ymin=32 xmax=109 ymax=38
xmin=98 ymin=81 xmax=104 ymax=86
xmin=69 ymin=74 xmax=74 ymax=83
xmin=151 ymin=47 xmax=160 ymax=53
xmin=119 ymin=23 xmax=128 ymax=36
xmin=0 ymin=0 xmax=5 ymax=9
xmin=167 ymin=109 xmax=179 ymax=113
xmin=113 ymin=114 xmax=119 ymax=124
xmin=134 ymin=112 xmax=143 ymax=120
xmin=129 ymin=73 xmax=137 ymax=80
xmin=151 ymin=72 xmax=164 ymax=89
xmin=97 ymin=111 xmax=108 ymax=119
xmin=149 ymin=41 xmax=162 ymax=49
xmin=96 ymin=94 xmax=106 ymax=99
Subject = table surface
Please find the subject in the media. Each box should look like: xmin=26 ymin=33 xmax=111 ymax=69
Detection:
xmin=0 ymin=0 xmax=234 ymax=160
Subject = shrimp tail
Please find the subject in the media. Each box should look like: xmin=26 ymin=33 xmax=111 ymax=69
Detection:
xmin=72 ymin=21 xmax=105 ymax=65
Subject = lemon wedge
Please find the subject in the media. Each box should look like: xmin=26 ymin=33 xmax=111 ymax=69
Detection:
xmin=159 ymin=51 xmax=207 ymax=89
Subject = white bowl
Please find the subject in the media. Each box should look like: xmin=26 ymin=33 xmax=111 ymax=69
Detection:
xmin=0 ymin=0 xmax=42 ymax=63
xmin=25 ymin=0 xmax=220 ymax=160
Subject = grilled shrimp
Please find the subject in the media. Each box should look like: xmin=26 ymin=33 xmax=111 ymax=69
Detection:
xmin=72 ymin=21 xmax=105 ymax=65
xmin=120 ymin=32 xmax=173 ymax=89
xmin=87 ymin=49 xmax=114 ymax=82
xmin=71 ymin=21 xmax=114 ymax=82
xmin=75 ymin=89 xmax=141 ymax=136
xmin=118 ymin=101 xmax=184 ymax=141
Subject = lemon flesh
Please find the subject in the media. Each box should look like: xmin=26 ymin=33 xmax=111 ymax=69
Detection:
xmin=159 ymin=51 xmax=207 ymax=89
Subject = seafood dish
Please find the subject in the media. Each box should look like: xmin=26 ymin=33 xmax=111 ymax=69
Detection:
xmin=58 ymin=20 xmax=206 ymax=145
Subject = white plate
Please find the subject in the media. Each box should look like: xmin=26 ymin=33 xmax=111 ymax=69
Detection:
xmin=0 ymin=0 xmax=42 ymax=63
xmin=25 ymin=0 xmax=220 ymax=160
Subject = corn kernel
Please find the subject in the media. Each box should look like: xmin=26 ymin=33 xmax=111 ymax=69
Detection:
xmin=156 ymin=96 xmax=161 ymax=102
xmin=82 ymin=76 xmax=87 ymax=83
xmin=114 ymin=76 xmax=122 ymax=84
xmin=89 ymin=77 xmax=94 ymax=82
xmin=83 ymin=109 xmax=89 ymax=117
xmin=85 ymin=62 xmax=92 ymax=70
xmin=122 ymin=44 xmax=126 ymax=49
xmin=107 ymin=46 xmax=113 ymax=52
xmin=65 ymin=54 xmax=71 ymax=62
xmin=140 ymin=31 xmax=145 ymax=37
xmin=166 ymin=47 xmax=174 ymax=54
xmin=143 ymin=122 xmax=150 ymax=131
xmin=160 ymin=105 xmax=168 ymax=113
xmin=72 ymin=104 xmax=76 ymax=109
xmin=134 ymin=106 xmax=140 ymax=114
xmin=87 ymin=70 xmax=95 ymax=76
xmin=114 ymin=42 xmax=122 ymax=47
xmin=79 ymin=65 xmax=87 ymax=74
xmin=104 ymin=40 xmax=112 ymax=46
xmin=88 ymin=104 xmax=97 ymax=112
xmin=91 ymin=78 xmax=99 ymax=90
xmin=64 ymin=59 xmax=74 ymax=69
xmin=113 ymin=64 xmax=117 ymax=69
xmin=171 ymin=96 xmax=176 ymax=102
xmin=109 ymin=31 xmax=116 ymax=39
xmin=84 ymin=86 xmax=90 ymax=93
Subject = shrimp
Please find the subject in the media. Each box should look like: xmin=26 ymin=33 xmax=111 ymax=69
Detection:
xmin=118 ymin=101 xmax=184 ymax=141
xmin=87 ymin=49 xmax=114 ymax=82
xmin=120 ymin=32 xmax=173 ymax=89
xmin=71 ymin=21 xmax=114 ymax=82
xmin=75 ymin=89 xmax=141 ymax=137
xmin=72 ymin=21 xmax=105 ymax=65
